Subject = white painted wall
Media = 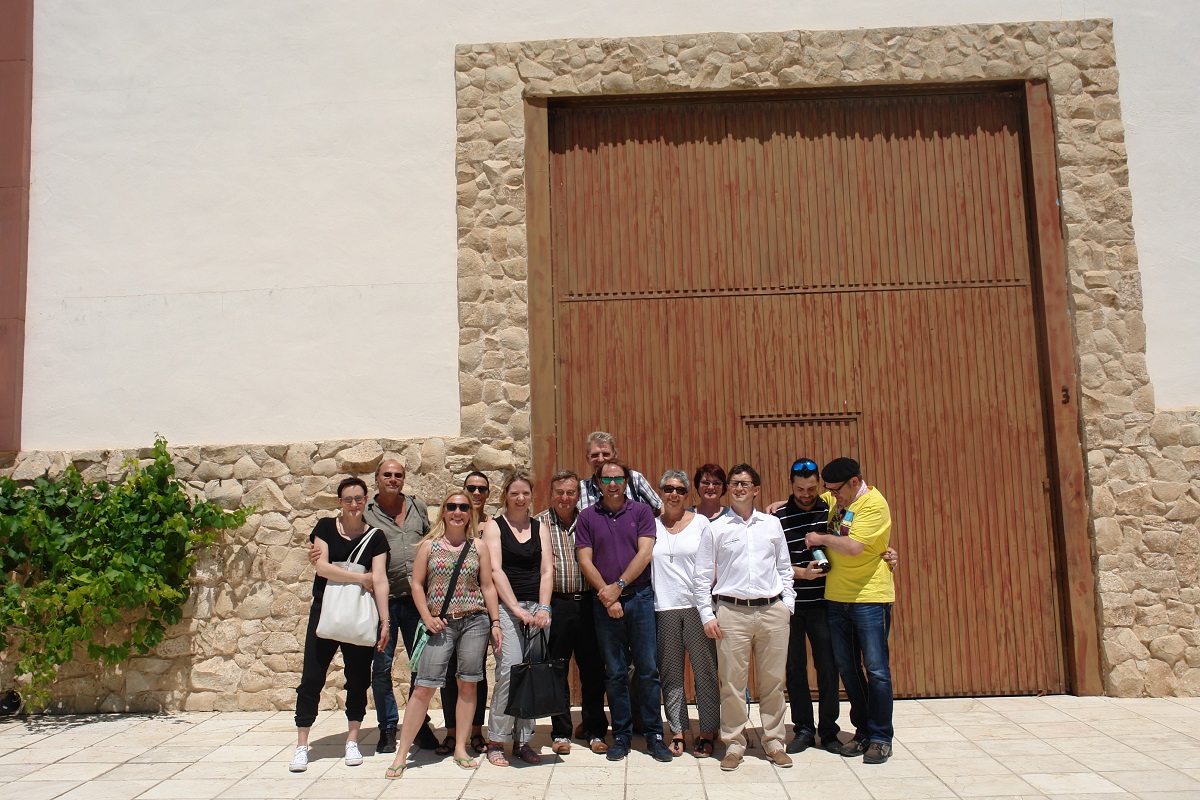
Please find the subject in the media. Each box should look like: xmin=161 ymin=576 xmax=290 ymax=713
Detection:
xmin=24 ymin=1 xmax=1200 ymax=449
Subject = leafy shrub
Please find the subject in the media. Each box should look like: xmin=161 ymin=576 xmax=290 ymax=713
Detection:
xmin=0 ymin=436 xmax=249 ymax=709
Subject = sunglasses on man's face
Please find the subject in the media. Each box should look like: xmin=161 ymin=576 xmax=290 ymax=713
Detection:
xmin=599 ymin=475 xmax=626 ymax=485
xmin=465 ymin=485 xmax=489 ymax=493
xmin=381 ymin=471 xmax=405 ymax=479
xmin=661 ymin=485 xmax=688 ymax=496
xmin=445 ymin=502 xmax=471 ymax=512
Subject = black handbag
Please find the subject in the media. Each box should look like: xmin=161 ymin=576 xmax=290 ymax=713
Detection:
xmin=504 ymin=627 xmax=569 ymax=719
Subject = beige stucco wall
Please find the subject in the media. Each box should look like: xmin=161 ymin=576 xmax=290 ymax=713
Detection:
xmin=3 ymin=19 xmax=1199 ymax=711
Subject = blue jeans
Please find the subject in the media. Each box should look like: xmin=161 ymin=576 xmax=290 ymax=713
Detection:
xmin=593 ymin=583 xmax=663 ymax=742
xmin=372 ymin=595 xmax=423 ymax=730
xmin=828 ymin=601 xmax=893 ymax=746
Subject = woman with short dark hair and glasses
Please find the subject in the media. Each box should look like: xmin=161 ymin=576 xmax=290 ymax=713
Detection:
xmin=439 ymin=470 xmax=493 ymax=755
xmin=654 ymin=470 xmax=720 ymax=758
xmin=290 ymin=477 xmax=390 ymax=773
xmin=691 ymin=463 xmax=728 ymax=521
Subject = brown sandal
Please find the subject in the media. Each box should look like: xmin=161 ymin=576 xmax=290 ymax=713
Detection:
xmin=693 ymin=737 xmax=714 ymax=758
xmin=486 ymin=742 xmax=509 ymax=767
xmin=513 ymin=742 xmax=541 ymax=764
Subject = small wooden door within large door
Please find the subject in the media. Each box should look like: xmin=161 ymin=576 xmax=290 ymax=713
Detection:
xmin=547 ymin=88 xmax=1067 ymax=697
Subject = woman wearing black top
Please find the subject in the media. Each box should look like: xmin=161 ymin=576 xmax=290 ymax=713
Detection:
xmin=482 ymin=469 xmax=553 ymax=766
xmin=289 ymin=477 xmax=390 ymax=773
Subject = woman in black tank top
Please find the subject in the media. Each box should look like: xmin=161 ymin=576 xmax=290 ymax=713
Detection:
xmin=481 ymin=470 xmax=554 ymax=766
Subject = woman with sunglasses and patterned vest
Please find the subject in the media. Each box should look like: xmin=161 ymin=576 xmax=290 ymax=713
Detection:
xmin=385 ymin=491 xmax=502 ymax=777
xmin=438 ymin=471 xmax=493 ymax=754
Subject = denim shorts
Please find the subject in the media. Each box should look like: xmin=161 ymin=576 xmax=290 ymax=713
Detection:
xmin=414 ymin=611 xmax=491 ymax=689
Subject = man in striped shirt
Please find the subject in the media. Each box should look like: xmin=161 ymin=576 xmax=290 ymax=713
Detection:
xmin=773 ymin=457 xmax=845 ymax=755
xmin=536 ymin=470 xmax=609 ymax=755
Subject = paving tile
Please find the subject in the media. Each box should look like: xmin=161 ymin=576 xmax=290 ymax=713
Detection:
xmin=299 ymin=776 xmax=392 ymax=798
xmin=135 ymin=779 xmax=237 ymax=799
xmin=198 ymin=744 xmax=292 ymax=763
xmin=1022 ymin=723 xmax=1110 ymax=739
xmin=60 ymin=746 xmax=155 ymax=763
xmin=991 ymin=753 xmax=1090 ymax=773
xmin=58 ymin=779 xmax=159 ymax=800
xmin=546 ymin=763 xmax=626 ymax=783
xmin=938 ymin=774 xmax=1042 ymax=796
xmin=97 ymin=762 xmax=187 ymax=781
xmin=0 ymin=746 xmax=81 ymax=763
xmin=1022 ymin=772 xmax=1127 ymax=794
xmin=914 ymin=756 xmax=1013 ymax=777
xmin=377 ymin=777 xmax=467 ymax=799
xmin=0 ymin=761 xmax=41 ymax=780
xmin=217 ymin=777 xmax=314 ymax=798
xmin=170 ymin=761 xmax=261 ymax=781
xmin=129 ymin=747 xmax=221 ymax=763
xmin=1097 ymin=769 xmax=1200 ymax=793
xmin=782 ymin=779 xmax=873 ymax=800
xmin=11 ymin=780 xmax=86 ymax=799
xmin=855 ymin=776 xmax=957 ymax=798
xmin=18 ymin=761 xmax=117 ymax=781
xmin=705 ymin=781 xmax=791 ymax=800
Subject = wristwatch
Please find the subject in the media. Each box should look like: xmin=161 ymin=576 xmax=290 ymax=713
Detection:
xmin=616 ymin=579 xmax=627 ymax=589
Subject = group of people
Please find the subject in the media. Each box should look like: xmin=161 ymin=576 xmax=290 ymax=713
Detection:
xmin=288 ymin=430 xmax=898 ymax=778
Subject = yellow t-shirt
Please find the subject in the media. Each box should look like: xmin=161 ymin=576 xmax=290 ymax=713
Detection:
xmin=823 ymin=487 xmax=894 ymax=603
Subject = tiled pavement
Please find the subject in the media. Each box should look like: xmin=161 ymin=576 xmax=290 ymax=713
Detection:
xmin=1 ymin=696 xmax=1198 ymax=799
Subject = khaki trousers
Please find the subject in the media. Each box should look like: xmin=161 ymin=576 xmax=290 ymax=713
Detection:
xmin=716 ymin=600 xmax=791 ymax=755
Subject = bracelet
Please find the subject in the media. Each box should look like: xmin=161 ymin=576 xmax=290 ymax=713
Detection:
xmin=536 ymin=604 xmax=551 ymax=613
xmin=491 ymin=621 xmax=501 ymax=627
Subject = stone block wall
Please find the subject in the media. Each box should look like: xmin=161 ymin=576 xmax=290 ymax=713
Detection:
xmin=0 ymin=439 xmax=519 ymax=713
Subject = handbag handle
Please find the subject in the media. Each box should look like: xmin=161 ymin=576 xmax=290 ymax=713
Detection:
xmin=343 ymin=528 xmax=378 ymax=567
xmin=520 ymin=625 xmax=551 ymax=663
xmin=435 ymin=540 xmax=473 ymax=620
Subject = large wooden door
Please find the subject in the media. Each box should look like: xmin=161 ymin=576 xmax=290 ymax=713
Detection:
xmin=547 ymin=88 xmax=1067 ymax=697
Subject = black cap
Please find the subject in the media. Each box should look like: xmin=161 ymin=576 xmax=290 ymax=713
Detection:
xmin=821 ymin=458 xmax=860 ymax=484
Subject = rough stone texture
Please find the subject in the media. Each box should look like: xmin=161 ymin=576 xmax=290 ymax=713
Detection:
xmin=0 ymin=439 xmax=509 ymax=713
xmin=450 ymin=20 xmax=1200 ymax=697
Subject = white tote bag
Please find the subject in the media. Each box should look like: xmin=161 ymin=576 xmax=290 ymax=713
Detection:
xmin=315 ymin=528 xmax=381 ymax=647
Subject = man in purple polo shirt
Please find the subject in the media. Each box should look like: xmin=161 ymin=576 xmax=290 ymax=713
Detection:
xmin=576 ymin=460 xmax=673 ymax=764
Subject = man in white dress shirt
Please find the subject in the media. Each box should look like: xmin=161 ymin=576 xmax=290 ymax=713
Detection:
xmin=694 ymin=463 xmax=796 ymax=772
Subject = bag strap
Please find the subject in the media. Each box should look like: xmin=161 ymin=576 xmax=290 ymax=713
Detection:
xmin=436 ymin=540 xmax=473 ymax=619
xmin=520 ymin=625 xmax=551 ymax=663
xmin=346 ymin=528 xmax=378 ymax=564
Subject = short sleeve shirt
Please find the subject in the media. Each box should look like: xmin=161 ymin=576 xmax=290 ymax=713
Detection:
xmin=309 ymin=517 xmax=390 ymax=604
xmin=575 ymin=499 xmax=656 ymax=586
xmin=823 ymin=487 xmax=894 ymax=603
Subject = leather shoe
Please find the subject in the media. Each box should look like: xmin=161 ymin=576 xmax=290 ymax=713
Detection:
xmin=838 ymin=737 xmax=868 ymax=758
xmin=414 ymin=725 xmax=441 ymax=750
xmin=606 ymin=736 xmax=630 ymax=762
xmin=376 ymin=727 xmax=397 ymax=754
xmin=786 ymin=731 xmax=815 ymax=754
xmin=589 ymin=737 xmax=609 ymax=754
xmin=767 ymin=748 xmax=793 ymax=768
xmin=719 ymin=752 xmax=742 ymax=771
xmin=647 ymin=736 xmax=674 ymax=763
xmin=863 ymin=742 xmax=892 ymax=764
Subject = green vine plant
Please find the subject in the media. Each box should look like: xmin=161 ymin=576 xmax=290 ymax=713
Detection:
xmin=0 ymin=436 xmax=249 ymax=711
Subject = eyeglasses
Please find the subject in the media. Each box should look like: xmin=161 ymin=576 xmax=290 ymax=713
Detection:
xmin=599 ymin=475 xmax=627 ymax=485
xmin=552 ymin=489 xmax=579 ymax=498
xmin=660 ymin=486 xmax=688 ymax=496
xmin=381 ymin=471 xmax=405 ymax=479
xmin=445 ymin=502 xmax=471 ymax=512
xmin=729 ymin=480 xmax=754 ymax=488
xmin=340 ymin=496 xmax=366 ymax=505
xmin=464 ymin=485 xmax=489 ymax=493
xmin=825 ymin=479 xmax=849 ymax=494
xmin=790 ymin=459 xmax=818 ymax=476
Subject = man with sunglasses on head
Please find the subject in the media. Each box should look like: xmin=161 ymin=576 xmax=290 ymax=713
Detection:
xmin=575 ymin=460 xmax=673 ymax=764
xmin=805 ymin=457 xmax=895 ymax=765
xmin=309 ymin=459 xmax=436 ymax=753
xmin=774 ymin=457 xmax=844 ymax=755
xmin=576 ymin=431 xmax=662 ymax=514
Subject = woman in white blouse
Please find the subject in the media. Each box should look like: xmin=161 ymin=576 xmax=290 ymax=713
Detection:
xmin=652 ymin=470 xmax=721 ymax=758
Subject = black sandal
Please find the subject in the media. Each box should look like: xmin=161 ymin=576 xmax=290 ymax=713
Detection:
xmin=470 ymin=733 xmax=487 ymax=754
xmin=693 ymin=737 xmax=714 ymax=758
xmin=435 ymin=735 xmax=453 ymax=756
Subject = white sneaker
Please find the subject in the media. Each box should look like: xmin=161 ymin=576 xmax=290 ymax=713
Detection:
xmin=345 ymin=741 xmax=363 ymax=766
xmin=289 ymin=746 xmax=309 ymax=772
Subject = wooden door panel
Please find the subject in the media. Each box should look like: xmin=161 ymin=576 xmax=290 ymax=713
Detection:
xmin=548 ymin=88 xmax=1067 ymax=697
